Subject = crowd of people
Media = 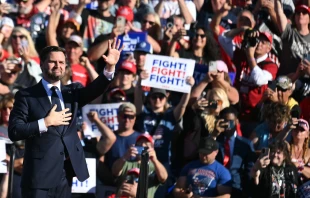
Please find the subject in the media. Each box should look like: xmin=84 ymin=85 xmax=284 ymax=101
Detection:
xmin=0 ymin=0 xmax=309 ymax=197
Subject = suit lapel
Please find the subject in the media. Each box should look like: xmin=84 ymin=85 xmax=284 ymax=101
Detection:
xmin=36 ymin=81 xmax=62 ymax=136
xmin=61 ymin=85 xmax=73 ymax=135
xmin=36 ymin=81 xmax=52 ymax=115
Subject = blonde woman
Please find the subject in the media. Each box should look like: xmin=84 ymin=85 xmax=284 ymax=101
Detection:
xmin=276 ymin=118 xmax=310 ymax=183
xmin=142 ymin=12 xmax=162 ymax=41
xmin=182 ymin=88 xmax=230 ymax=163
xmin=3 ymin=27 xmax=41 ymax=85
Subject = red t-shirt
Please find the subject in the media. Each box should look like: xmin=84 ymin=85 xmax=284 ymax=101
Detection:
xmin=71 ymin=64 xmax=91 ymax=87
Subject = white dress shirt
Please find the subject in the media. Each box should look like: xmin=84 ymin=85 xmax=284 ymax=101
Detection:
xmin=38 ymin=69 xmax=114 ymax=133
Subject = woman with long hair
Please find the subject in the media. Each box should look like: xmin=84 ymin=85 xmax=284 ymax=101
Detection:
xmin=276 ymin=119 xmax=310 ymax=183
xmin=182 ymin=88 xmax=230 ymax=163
xmin=169 ymin=26 xmax=221 ymax=64
xmin=251 ymin=141 xmax=299 ymax=198
xmin=141 ymin=12 xmax=162 ymax=41
xmin=3 ymin=27 xmax=41 ymax=86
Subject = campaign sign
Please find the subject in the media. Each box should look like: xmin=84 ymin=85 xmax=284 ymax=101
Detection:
xmin=141 ymin=54 xmax=195 ymax=93
xmin=193 ymin=63 xmax=236 ymax=85
xmin=72 ymin=158 xmax=96 ymax=193
xmin=0 ymin=140 xmax=6 ymax=173
xmin=193 ymin=63 xmax=208 ymax=85
xmin=117 ymin=32 xmax=147 ymax=65
xmin=82 ymin=103 xmax=122 ymax=137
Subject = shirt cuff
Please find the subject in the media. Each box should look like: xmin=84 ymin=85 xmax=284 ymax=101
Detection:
xmin=103 ymin=68 xmax=115 ymax=81
xmin=38 ymin=118 xmax=47 ymax=133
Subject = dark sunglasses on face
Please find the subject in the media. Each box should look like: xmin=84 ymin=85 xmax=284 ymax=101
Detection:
xmin=143 ymin=20 xmax=155 ymax=26
xmin=151 ymin=94 xmax=165 ymax=100
xmin=195 ymin=34 xmax=206 ymax=38
xmin=12 ymin=35 xmax=26 ymax=40
xmin=296 ymin=10 xmax=308 ymax=15
xmin=123 ymin=114 xmax=135 ymax=120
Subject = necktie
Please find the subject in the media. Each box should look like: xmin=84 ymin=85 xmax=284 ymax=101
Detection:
xmin=223 ymin=138 xmax=230 ymax=168
xmin=51 ymin=86 xmax=64 ymax=132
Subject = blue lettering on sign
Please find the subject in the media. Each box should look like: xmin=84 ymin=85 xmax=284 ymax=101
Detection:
xmin=117 ymin=32 xmax=147 ymax=68
xmin=72 ymin=179 xmax=78 ymax=187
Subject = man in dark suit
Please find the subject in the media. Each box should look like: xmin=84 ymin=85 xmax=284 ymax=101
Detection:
xmin=213 ymin=107 xmax=257 ymax=198
xmin=8 ymin=38 xmax=123 ymax=198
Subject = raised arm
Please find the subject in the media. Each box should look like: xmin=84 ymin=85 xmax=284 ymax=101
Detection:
xmin=210 ymin=3 xmax=231 ymax=36
xmin=178 ymin=0 xmax=195 ymax=24
xmin=46 ymin=0 xmax=63 ymax=46
xmin=274 ymin=0 xmax=288 ymax=33
xmin=173 ymin=77 xmax=195 ymax=121
xmin=78 ymin=38 xmax=124 ymax=107
xmin=36 ymin=0 xmax=52 ymax=13
xmin=85 ymin=111 xmax=116 ymax=155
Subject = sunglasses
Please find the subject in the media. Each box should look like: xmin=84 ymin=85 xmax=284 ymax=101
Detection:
xmin=195 ymin=34 xmax=206 ymax=38
xmin=143 ymin=20 xmax=155 ymax=26
xmin=296 ymin=10 xmax=308 ymax=15
xmin=151 ymin=94 xmax=165 ymax=100
xmin=122 ymin=114 xmax=135 ymax=120
xmin=12 ymin=35 xmax=26 ymax=40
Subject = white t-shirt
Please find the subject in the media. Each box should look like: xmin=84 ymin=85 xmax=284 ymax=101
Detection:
xmin=155 ymin=0 xmax=197 ymax=21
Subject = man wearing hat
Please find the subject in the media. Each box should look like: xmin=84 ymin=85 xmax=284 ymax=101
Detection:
xmin=275 ymin=76 xmax=301 ymax=117
xmin=112 ymin=133 xmax=168 ymax=198
xmin=102 ymin=102 xmax=141 ymax=169
xmin=234 ymin=30 xmax=278 ymax=131
xmin=64 ymin=35 xmax=97 ymax=87
xmin=134 ymin=41 xmax=153 ymax=75
xmin=174 ymin=137 xmax=232 ymax=197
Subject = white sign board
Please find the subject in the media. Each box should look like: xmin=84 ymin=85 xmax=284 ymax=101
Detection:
xmin=141 ymin=54 xmax=195 ymax=93
xmin=82 ymin=103 xmax=122 ymax=137
xmin=0 ymin=140 xmax=7 ymax=173
xmin=72 ymin=158 xmax=96 ymax=193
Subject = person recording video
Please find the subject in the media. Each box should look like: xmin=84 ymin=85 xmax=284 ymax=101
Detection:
xmin=112 ymin=133 xmax=168 ymax=198
xmin=234 ymin=30 xmax=279 ymax=136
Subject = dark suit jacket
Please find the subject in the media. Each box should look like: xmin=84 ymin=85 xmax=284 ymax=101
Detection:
xmin=216 ymin=135 xmax=256 ymax=192
xmin=8 ymin=73 xmax=111 ymax=189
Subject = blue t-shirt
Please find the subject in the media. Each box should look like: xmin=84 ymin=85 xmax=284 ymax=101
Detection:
xmin=135 ymin=107 xmax=177 ymax=165
xmin=180 ymin=160 xmax=232 ymax=197
xmin=106 ymin=131 xmax=140 ymax=168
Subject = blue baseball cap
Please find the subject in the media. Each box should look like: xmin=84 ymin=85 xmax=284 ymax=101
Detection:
xmin=135 ymin=41 xmax=153 ymax=54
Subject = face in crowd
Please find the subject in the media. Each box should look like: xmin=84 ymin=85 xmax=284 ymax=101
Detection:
xmin=41 ymin=51 xmax=67 ymax=82
xmin=150 ymin=92 xmax=167 ymax=111
xmin=192 ymin=28 xmax=207 ymax=49
xmin=117 ymin=107 xmax=136 ymax=131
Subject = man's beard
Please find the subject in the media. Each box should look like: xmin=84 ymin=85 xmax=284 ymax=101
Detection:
xmin=43 ymin=68 xmax=64 ymax=81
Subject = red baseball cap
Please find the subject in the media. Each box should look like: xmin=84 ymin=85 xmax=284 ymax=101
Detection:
xmin=296 ymin=5 xmax=310 ymax=14
xmin=136 ymin=133 xmax=154 ymax=145
xmin=259 ymin=31 xmax=273 ymax=44
xmin=116 ymin=6 xmax=134 ymax=22
xmin=119 ymin=60 xmax=137 ymax=74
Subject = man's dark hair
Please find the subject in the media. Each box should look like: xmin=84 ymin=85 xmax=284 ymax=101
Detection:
xmin=39 ymin=46 xmax=67 ymax=66
xmin=220 ymin=106 xmax=239 ymax=118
